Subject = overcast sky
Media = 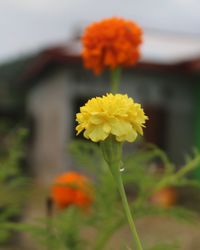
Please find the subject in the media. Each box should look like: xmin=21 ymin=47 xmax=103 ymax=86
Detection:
xmin=0 ymin=0 xmax=200 ymax=63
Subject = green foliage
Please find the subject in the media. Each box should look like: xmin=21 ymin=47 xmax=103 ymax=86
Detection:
xmin=10 ymin=139 xmax=200 ymax=249
xmin=0 ymin=127 xmax=28 ymax=244
xmin=69 ymin=140 xmax=104 ymax=173
xmin=11 ymin=207 xmax=86 ymax=250
xmin=70 ymin=140 xmax=123 ymax=247
xmin=69 ymin=140 xmax=200 ymax=249
xmin=70 ymin=140 xmax=200 ymax=217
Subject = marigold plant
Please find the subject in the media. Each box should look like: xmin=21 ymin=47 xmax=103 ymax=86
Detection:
xmin=76 ymin=93 xmax=148 ymax=142
xmin=82 ymin=17 xmax=142 ymax=74
xmin=51 ymin=171 xmax=93 ymax=210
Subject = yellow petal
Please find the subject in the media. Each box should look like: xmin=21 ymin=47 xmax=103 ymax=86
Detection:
xmin=110 ymin=119 xmax=132 ymax=137
xmin=87 ymin=126 xmax=108 ymax=142
xmin=103 ymin=123 xmax=111 ymax=133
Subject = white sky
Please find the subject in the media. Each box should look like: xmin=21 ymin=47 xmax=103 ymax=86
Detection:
xmin=0 ymin=0 xmax=200 ymax=63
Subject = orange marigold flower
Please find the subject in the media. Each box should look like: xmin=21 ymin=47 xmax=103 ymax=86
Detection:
xmin=51 ymin=172 xmax=93 ymax=210
xmin=151 ymin=187 xmax=177 ymax=208
xmin=82 ymin=17 xmax=142 ymax=75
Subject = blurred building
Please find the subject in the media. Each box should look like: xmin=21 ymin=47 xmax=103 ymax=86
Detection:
xmin=0 ymin=31 xmax=200 ymax=184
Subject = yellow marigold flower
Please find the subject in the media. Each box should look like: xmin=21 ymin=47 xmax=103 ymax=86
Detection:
xmin=76 ymin=94 xmax=148 ymax=142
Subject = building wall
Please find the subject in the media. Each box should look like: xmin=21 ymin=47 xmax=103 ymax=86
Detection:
xmin=27 ymin=69 xmax=73 ymax=185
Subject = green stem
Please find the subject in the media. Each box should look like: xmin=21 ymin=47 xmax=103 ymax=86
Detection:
xmin=110 ymin=67 xmax=121 ymax=93
xmin=174 ymin=155 xmax=200 ymax=179
xmin=155 ymin=154 xmax=200 ymax=191
xmin=114 ymin=169 xmax=143 ymax=250
xmin=100 ymin=137 xmax=143 ymax=249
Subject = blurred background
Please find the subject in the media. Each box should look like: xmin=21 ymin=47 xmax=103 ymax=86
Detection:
xmin=0 ymin=1 xmax=200 ymax=249
xmin=1 ymin=0 xmax=200 ymax=183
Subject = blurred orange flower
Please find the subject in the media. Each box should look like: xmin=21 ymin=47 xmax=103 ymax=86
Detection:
xmin=151 ymin=187 xmax=177 ymax=208
xmin=82 ymin=17 xmax=142 ymax=75
xmin=51 ymin=172 xmax=93 ymax=210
